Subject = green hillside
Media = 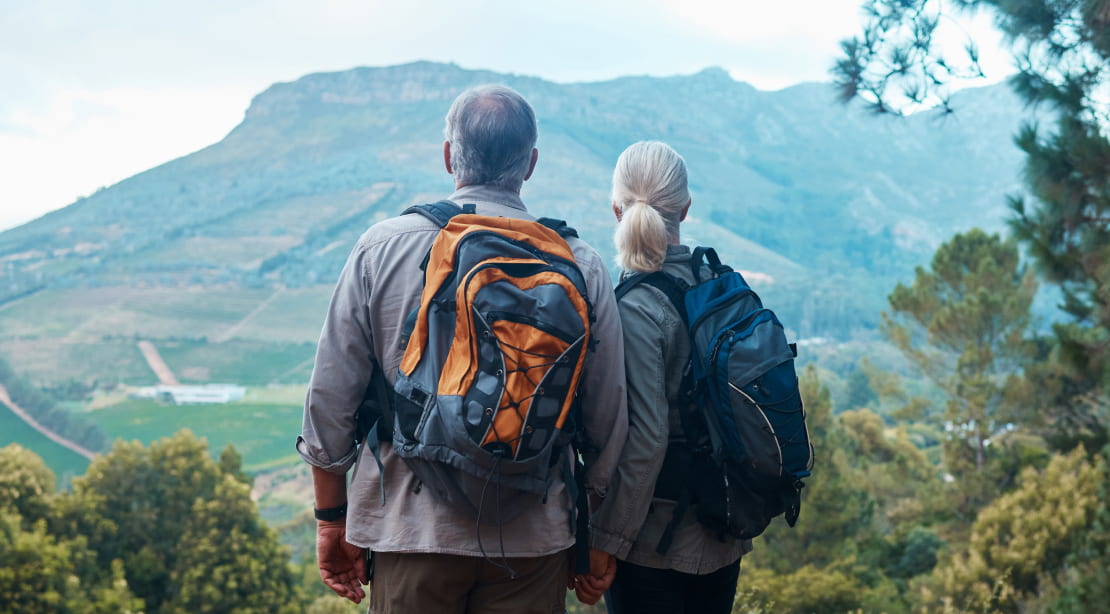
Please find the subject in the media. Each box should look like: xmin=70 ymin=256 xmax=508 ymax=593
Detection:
xmin=0 ymin=401 xmax=89 ymax=482
xmin=0 ymin=64 xmax=1030 ymax=356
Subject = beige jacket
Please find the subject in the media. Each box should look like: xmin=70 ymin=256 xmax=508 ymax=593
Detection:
xmin=297 ymin=184 xmax=628 ymax=557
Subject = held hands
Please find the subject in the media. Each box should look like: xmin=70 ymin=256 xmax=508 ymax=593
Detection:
xmin=567 ymin=547 xmax=617 ymax=605
xmin=317 ymin=519 xmax=369 ymax=604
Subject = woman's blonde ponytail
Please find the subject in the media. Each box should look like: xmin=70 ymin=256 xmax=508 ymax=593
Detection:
xmin=615 ymin=200 xmax=669 ymax=272
xmin=611 ymin=142 xmax=690 ymax=273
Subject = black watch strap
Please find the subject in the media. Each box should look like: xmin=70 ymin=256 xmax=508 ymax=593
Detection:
xmin=314 ymin=502 xmax=348 ymax=521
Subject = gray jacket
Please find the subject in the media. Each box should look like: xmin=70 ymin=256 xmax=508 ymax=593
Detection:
xmin=591 ymin=244 xmax=751 ymax=574
xmin=297 ymin=184 xmax=628 ymax=557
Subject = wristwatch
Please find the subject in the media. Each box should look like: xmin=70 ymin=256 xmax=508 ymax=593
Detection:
xmin=314 ymin=502 xmax=348 ymax=521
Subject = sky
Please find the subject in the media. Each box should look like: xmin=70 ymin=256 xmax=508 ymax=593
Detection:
xmin=0 ymin=0 xmax=1011 ymax=232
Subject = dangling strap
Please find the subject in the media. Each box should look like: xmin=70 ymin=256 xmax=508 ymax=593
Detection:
xmin=355 ymin=363 xmax=393 ymax=444
xmin=785 ymin=479 xmax=804 ymax=527
xmin=572 ymin=457 xmax=591 ymax=575
xmin=355 ymin=363 xmax=393 ymax=507
xmin=365 ymin=420 xmax=387 ymax=506
xmin=655 ymin=485 xmax=693 ymax=555
xmin=560 ymin=403 xmax=592 ymax=575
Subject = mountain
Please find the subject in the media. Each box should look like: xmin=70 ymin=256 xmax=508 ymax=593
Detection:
xmin=0 ymin=62 xmax=1030 ymax=389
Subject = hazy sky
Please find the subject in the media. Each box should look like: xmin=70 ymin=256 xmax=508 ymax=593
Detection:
xmin=0 ymin=0 xmax=1010 ymax=232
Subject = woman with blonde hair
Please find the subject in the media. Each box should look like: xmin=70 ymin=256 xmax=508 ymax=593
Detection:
xmin=592 ymin=141 xmax=749 ymax=613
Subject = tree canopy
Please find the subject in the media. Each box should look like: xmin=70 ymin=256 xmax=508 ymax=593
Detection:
xmin=837 ymin=0 xmax=1110 ymax=454
xmin=0 ymin=433 xmax=306 ymax=614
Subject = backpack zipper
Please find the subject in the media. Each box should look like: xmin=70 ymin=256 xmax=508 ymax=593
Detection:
xmin=705 ymin=309 xmax=773 ymax=371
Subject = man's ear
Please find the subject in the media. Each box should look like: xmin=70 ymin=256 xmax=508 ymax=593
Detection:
xmin=679 ymin=198 xmax=691 ymax=222
xmin=523 ymin=148 xmax=538 ymax=181
xmin=443 ymin=141 xmax=453 ymax=174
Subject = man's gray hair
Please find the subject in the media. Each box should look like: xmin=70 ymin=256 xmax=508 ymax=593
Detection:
xmin=444 ymin=85 xmax=537 ymax=191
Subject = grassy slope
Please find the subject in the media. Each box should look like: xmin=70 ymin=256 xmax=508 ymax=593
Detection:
xmin=0 ymin=401 xmax=89 ymax=482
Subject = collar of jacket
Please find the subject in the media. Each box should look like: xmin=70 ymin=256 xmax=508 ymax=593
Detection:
xmin=448 ymin=184 xmax=528 ymax=212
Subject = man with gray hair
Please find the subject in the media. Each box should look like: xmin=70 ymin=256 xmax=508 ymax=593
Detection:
xmin=297 ymin=84 xmax=628 ymax=613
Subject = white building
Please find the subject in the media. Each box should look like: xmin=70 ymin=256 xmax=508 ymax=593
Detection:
xmin=135 ymin=384 xmax=247 ymax=405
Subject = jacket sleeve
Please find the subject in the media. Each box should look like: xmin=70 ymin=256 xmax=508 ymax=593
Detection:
xmin=589 ymin=288 xmax=673 ymax=557
xmin=296 ymin=240 xmax=376 ymax=474
xmin=573 ymin=253 xmax=629 ymax=502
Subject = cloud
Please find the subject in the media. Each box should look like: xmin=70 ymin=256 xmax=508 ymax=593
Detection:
xmin=662 ymin=0 xmax=863 ymax=43
xmin=662 ymin=0 xmax=1012 ymax=89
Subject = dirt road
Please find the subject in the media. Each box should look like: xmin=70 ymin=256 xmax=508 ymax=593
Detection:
xmin=137 ymin=340 xmax=180 ymax=386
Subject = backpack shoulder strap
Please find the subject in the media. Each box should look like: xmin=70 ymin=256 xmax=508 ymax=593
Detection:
xmin=535 ymin=217 xmax=579 ymax=239
xmin=615 ymin=271 xmax=689 ymax=324
xmin=401 ymin=200 xmax=476 ymax=227
xmin=396 ymin=200 xmax=476 ymax=349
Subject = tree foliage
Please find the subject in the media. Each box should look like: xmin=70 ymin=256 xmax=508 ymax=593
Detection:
xmin=46 ymin=431 xmax=305 ymax=614
xmin=884 ymin=229 xmax=1037 ymax=515
xmin=837 ymin=0 xmax=1110 ymax=451
xmin=928 ymin=447 xmax=1106 ymax=612
xmin=0 ymin=447 xmax=144 ymax=614
xmin=60 ymin=431 xmax=226 ymax=610
xmin=0 ymin=444 xmax=55 ymax=524
xmin=164 ymin=476 xmax=299 ymax=614
xmin=832 ymin=4 xmax=1110 ymax=607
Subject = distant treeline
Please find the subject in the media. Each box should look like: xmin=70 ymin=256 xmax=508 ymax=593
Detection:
xmin=0 ymin=357 xmax=107 ymax=453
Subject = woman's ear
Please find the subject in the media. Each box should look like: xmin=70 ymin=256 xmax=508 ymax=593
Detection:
xmin=679 ymin=198 xmax=691 ymax=222
xmin=612 ymin=203 xmax=622 ymax=221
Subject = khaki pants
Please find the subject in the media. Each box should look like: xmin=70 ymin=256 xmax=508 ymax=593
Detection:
xmin=368 ymin=550 xmax=569 ymax=614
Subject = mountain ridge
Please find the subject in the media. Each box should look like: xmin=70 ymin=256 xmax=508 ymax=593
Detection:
xmin=0 ymin=62 xmax=1030 ymax=344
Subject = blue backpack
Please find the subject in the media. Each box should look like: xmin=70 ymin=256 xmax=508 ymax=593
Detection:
xmin=615 ymin=247 xmax=813 ymax=551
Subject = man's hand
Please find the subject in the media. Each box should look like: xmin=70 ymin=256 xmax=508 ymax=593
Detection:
xmin=569 ymin=548 xmax=617 ymax=605
xmin=317 ymin=519 xmax=368 ymax=604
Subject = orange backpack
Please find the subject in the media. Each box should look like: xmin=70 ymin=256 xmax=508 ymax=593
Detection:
xmin=389 ymin=201 xmax=594 ymax=528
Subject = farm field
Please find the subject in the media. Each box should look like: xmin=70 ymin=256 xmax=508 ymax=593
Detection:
xmin=0 ymin=284 xmax=329 ymax=386
xmin=0 ymin=286 xmax=271 ymax=340
xmin=0 ymin=336 xmax=317 ymax=388
xmin=0 ymin=285 xmax=330 ymax=343
xmin=1 ymin=337 xmax=153 ymax=386
xmin=87 ymin=393 xmax=305 ymax=473
xmin=155 ymin=339 xmax=316 ymax=385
